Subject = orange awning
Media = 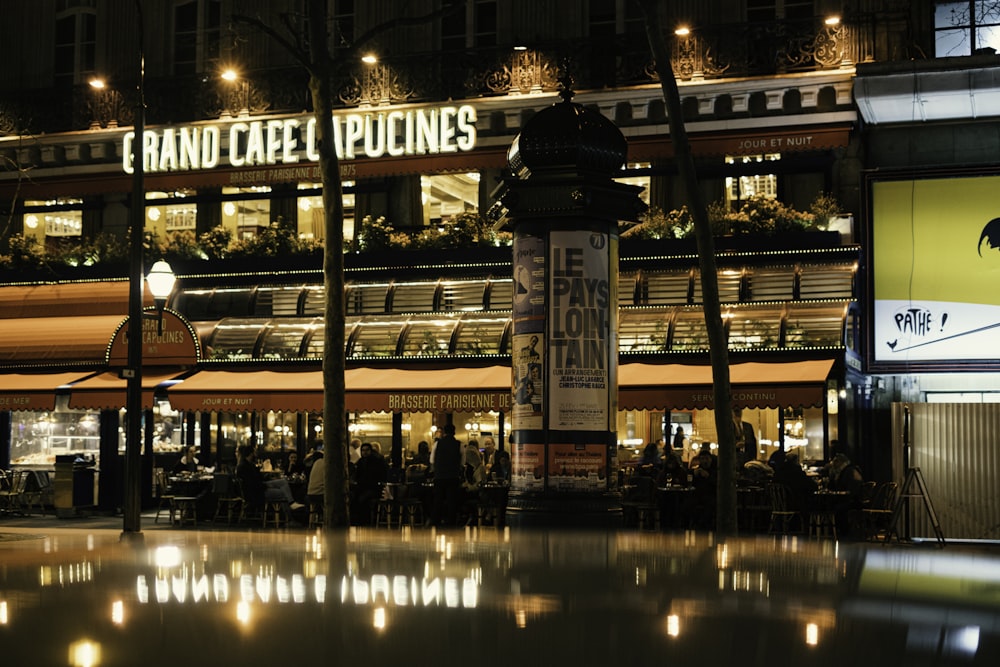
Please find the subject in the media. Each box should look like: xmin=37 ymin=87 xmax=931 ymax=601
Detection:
xmin=0 ymin=372 xmax=95 ymax=411
xmin=618 ymin=359 xmax=835 ymax=410
xmin=0 ymin=281 xmax=149 ymax=319
xmin=67 ymin=371 xmax=189 ymax=410
xmin=0 ymin=315 xmax=128 ymax=365
xmin=165 ymin=366 xmax=513 ymax=414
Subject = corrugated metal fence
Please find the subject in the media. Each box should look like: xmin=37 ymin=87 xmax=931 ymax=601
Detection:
xmin=892 ymin=402 xmax=1000 ymax=541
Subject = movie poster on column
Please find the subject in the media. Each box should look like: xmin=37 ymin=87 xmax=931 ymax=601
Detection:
xmin=511 ymin=442 xmax=545 ymax=492
xmin=548 ymin=443 xmax=607 ymax=492
xmin=548 ymin=230 xmax=611 ymax=431
xmin=512 ymin=332 xmax=543 ymax=429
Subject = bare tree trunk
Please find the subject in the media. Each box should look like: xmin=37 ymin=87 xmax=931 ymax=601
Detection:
xmin=305 ymin=0 xmax=351 ymax=527
xmin=637 ymin=0 xmax=737 ymax=536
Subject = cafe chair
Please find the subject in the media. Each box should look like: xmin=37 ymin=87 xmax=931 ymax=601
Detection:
xmin=622 ymin=475 xmax=658 ymax=531
xmin=373 ymin=484 xmax=397 ymax=528
xmin=0 ymin=469 xmax=28 ymax=514
xmin=212 ymin=473 xmax=243 ymax=524
xmin=397 ymin=483 xmax=425 ymax=529
xmin=477 ymin=483 xmax=508 ymax=528
xmin=173 ymin=495 xmax=199 ymax=527
xmin=263 ymin=500 xmax=289 ymax=528
xmin=766 ymin=483 xmax=804 ymax=535
xmin=153 ymin=468 xmax=177 ymax=524
xmin=861 ymin=481 xmax=898 ymax=542
xmin=308 ymin=500 xmax=324 ymax=529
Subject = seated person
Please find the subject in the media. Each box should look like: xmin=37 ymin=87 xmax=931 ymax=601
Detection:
xmin=655 ymin=449 xmax=687 ymax=487
xmin=306 ymin=450 xmax=324 ymax=506
xmin=689 ymin=449 xmax=718 ymax=529
xmin=236 ymin=444 xmax=304 ymax=511
xmin=172 ymin=446 xmax=200 ymax=474
xmin=770 ymin=451 xmax=817 ymax=511
xmin=284 ymin=451 xmax=306 ymax=477
xmin=351 ymin=442 xmax=388 ymax=525
xmin=490 ymin=449 xmax=511 ymax=483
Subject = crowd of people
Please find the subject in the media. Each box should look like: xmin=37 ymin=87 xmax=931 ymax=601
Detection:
xmin=626 ymin=426 xmax=871 ymax=536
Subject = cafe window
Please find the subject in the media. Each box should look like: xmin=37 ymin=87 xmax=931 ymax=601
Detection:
xmin=298 ymin=181 xmax=356 ymax=243
xmin=783 ymin=303 xmax=847 ymax=348
xmin=671 ymin=308 xmax=711 ymax=351
xmin=619 ymin=310 xmax=670 ymax=352
xmin=400 ymin=314 xmax=461 ymax=357
xmin=725 ymin=154 xmax=781 ymax=207
xmin=254 ymin=286 xmax=305 ymax=317
xmin=222 ymin=186 xmax=271 ymax=239
xmin=747 ymin=265 xmax=796 ymax=301
xmin=454 ymin=315 xmax=509 ymax=355
xmin=147 ymin=190 xmax=197 ymax=234
xmin=615 ymin=163 xmax=652 ymax=208
xmin=23 ymin=198 xmax=84 ymax=241
xmin=935 ymin=1 xmax=1000 ymax=57
xmin=727 ymin=306 xmax=782 ymax=350
xmin=259 ymin=319 xmax=320 ymax=360
xmin=422 ymin=173 xmax=480 ymax=225
xmin=350 ymin=316 xmax=408 ymax=357
xmin=207 ymin=319 xmax=266 ymax=360
xmin=693 ymin=268 xmax=742 ymax=304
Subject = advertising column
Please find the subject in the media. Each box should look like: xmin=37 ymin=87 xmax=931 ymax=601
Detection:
xmin=496 ymin=83 xmax=643 ymax=526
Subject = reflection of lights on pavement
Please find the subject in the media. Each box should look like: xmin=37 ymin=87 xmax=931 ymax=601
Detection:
xmin=515 ymin=609 xmax=527 ymax=628
xmin=373 ymin=607 xmax=386 ymax=630
xmin=666 ymin=615 xmax=680 ymax=637
xmin=68 ymin=639 xmax=101 ymax=667
xmin=806 ymin=623 xmax=819 ymax=646
xmin=154 ymin=546 xmax=181 ymax=568
xmin=236 ymin=601 xmax=251 ymax=625
xmin=1 ymin=600 xmax=8 ymax=624
xmin=111 ymin=600 xmax=124 ymax=625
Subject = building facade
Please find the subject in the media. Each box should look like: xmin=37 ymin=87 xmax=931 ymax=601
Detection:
xmin=0 ymin=1 xmax=997 ymax=538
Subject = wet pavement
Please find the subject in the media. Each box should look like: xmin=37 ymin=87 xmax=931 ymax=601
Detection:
xmin=2 ymin=514 xmax=1000 ymax=666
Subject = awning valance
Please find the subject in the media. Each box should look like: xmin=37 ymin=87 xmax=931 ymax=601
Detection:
xmin=160 ymin=361 xmax=831 ymax=414
xmin=618 ymin=359 xmax=836 ymax=410
xmin=0 ymin=372 xmax=94 ymax=411
xmin=165 ymin=366 xmax=513 ymax=414
xmin=67 ymin=371 xmax=188 ymax=410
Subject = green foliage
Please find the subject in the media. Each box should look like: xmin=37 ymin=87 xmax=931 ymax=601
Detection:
xmin=198 ymin=225 xmax=233 ymax=260
xmin=229 ymin=219 xmax=308 ymax=257
xmin=159 ymin=230 xmax=206 ymax=260
xmin=355 ymin=215 xmax=394 ymax=252
xmin=808 ymin=192 xmax=841 ymax=230
xmin=621 ymin=206 xmax=694 ymax=240
xmin=0 ymin=234 xmax=45 ymax=270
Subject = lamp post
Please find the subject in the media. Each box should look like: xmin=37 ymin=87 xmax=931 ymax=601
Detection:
xmin=147 ymin=260 xmax=177 ymax=335
xmin=122 ymin=0 xmax=146 ymax=540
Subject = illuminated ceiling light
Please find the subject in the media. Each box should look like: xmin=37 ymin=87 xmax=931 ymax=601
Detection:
xmin=147 ymin=207 xmax=161 ymax=221
xmin=221 ymin=68 xmax=238 ymax=82
xmin=223 ymin=202 xmax=237 ymax=217
xmin=513 ymin=45 xmax=527 ymax=51
xmin=89 ymin=78 xmax=106 ymax=90
xmin=361 ymin=53 xmax=377 ymax=64
xmin=25 ymin=214 xmax=39 ymax=229
xmin=674 ymin=27 xmax=690 ymax=36
xmin=825 ymin=16 xmax=841 ymax=26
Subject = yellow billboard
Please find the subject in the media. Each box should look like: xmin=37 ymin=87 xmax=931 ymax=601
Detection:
xmin=872 ymin=175 xmax=1000 ymax=362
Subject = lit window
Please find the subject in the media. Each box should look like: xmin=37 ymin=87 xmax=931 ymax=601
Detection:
xmin=724 ymin=154 xmax=781 ymax=206
xmin=221 ymin=186 xmax=271 ymax=239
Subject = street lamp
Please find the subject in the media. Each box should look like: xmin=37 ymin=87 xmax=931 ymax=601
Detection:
xmin=146 ymin=260 xmax=176 ymax=335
